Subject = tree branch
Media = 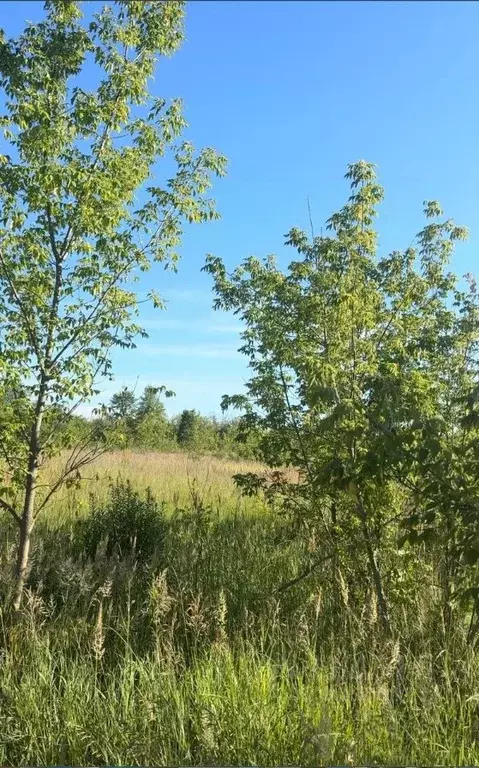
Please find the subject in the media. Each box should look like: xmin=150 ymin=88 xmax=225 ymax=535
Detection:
xmin=0 ymin=250 xmax=42 ymax=360
xmin=34 ymin=438 xmax=108 ymax=518
xmin=276 ymin=551 xmax=335 ymax=594
xmin=0 ymin=496 xmax=20 ymax=525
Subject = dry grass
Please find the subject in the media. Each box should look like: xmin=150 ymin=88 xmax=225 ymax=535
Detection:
xmin=42 ymin=450 xmax=268 ymax=526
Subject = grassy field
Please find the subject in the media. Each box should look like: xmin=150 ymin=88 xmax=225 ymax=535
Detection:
xmin=42 ymin=450 xmax=268 ymax=526
xmin=0 ymin=450 xmax=478 ymax=766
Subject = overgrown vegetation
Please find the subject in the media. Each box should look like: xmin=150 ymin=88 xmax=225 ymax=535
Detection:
xmin=1 ymin=156 xmax=479 ymax=764
xmin=205 ymin=160 xmax=479 ymax=642
xmin=0 ymin=467 xmax=478 ymax=766
xmin=0 ymin=2 xmax=478 ymax=766
xmin=0 ymin=0 xmax=226 ymax=607
xmin=1 ymin=161 xmax=479 ymax=764
xmin=93 ymin=384 xmax=260 ymax=459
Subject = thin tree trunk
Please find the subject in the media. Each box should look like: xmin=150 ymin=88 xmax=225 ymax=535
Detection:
xmin=12 ymin=206 xmax=63 ymax=611
xmin=12 ymin=403 xmax=44 ymax=611
xmin=362 ymin=522 xmax=391 ymax=636
xmin=12 ymin=480 xmax=36 ymax=611
xmin=356 ymin=490 xmax=392 ymax=637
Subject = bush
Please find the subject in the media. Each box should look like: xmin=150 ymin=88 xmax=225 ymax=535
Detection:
xmin=76 ymin=480 xmax=166 ymax=562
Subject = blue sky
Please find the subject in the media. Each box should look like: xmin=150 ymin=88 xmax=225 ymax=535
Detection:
xmin=3 ymin=1 xmax=479 ymax=416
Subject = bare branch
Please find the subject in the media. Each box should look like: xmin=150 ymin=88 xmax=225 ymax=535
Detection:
xmin=0 ymin=496 xmax=20 ymax=525
xmin=276 ymin=551 xmax=335 ymax=594
xmin=34 ymin=439 xmax=108 ymax=518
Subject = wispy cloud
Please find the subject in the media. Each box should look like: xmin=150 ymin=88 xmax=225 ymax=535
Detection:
xmin=163 ymin=288 xmax=211 ymax=304
xmin=140 ymin=318 xmax=242 ymax=334
xmin=208 ymin=323 xmax=243 ymax=334
xmin=139 ymin=343 xmax=240 ymax=359
xmin=83 ymin=373 xmax=246 ymax=416
xmin=99 ymin=373 xmax=244 ymax=389
xmin=135 ymin=288 xmax=210 ymax=304
xmin=140 ymin=319 xmax=189 ymax=331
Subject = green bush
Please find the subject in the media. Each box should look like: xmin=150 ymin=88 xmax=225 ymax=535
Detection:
xmin=75 ymin=480 xmax=166 ymax=562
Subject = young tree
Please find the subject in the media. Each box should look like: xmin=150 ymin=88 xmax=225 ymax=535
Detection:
xmin=0 ymin=0 xmax=226 ymax=609
xmin=134 ymin=385 xmax=174 ymax=450
xmin=109 ymin=387 xmax=137 ymax=421
xmin=136 ymin=384 xmax=170 ymax=419
xmin=205 ymin=161 xmax=474 ymax=636
xmin=176 ymin=408 xmax=199 ymax=447
xmin=104 ymin=386 xmax=138 ymax=446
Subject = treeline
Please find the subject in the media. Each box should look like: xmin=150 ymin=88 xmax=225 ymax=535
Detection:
xmin=62 ymin=385 xmax=259 ymax=460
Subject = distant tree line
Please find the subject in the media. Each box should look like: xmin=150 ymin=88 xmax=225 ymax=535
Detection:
xmin=23 ymin=384 xmax=260 ymax=460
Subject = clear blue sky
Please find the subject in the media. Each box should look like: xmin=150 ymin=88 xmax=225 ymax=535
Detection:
xmin=3 ymin=1 xmax=479 ymax=416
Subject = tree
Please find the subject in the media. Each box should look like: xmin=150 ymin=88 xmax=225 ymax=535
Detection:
xmin=109 ymin=387 xmax=137 ymax=421
xmin=0 ymin=0 xmax=226 ymax=609
xmin=105 ymin=386 xmax=137 ymax=447
xmin=134 ymin=385 xmax=175 ymax=450
xmin=137 ymin=385 xmax=171 ymax=419
xmin=176 ymin=409 xmax=199 ymax=447
xmin=205 ymin=161 xmax=474 ymax=637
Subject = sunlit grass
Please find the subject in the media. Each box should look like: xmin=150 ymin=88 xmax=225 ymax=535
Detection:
xmin=41 ymin=449 xmax=268 ymax=527
xmin=0 ymin=612 xmax=477 ymax=766
xmin=0 ymin=450 xmax=476 ymax=766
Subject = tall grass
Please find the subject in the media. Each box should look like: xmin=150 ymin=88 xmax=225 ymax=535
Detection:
xmin=0 ymin=451 xmax=477 ymax=766
xmin=42 ymin=450 xmax=266 ymax=527
xmin=0 ymin=634 xmax=476 ymax=766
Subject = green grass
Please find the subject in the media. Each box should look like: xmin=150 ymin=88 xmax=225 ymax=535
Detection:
xmin=0 ymin=638 xmax=477 ymax=766
xmin=0 ymin=450 xmax=477 ymax=766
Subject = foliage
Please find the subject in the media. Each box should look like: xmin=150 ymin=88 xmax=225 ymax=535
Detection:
xmin=85 ymin=387 xmax=258 ymax=457
xmin=109 ymin=388 xmax=137 ymax=421
xmin=0 ymin=0 xmax=476 ymax=752
xmin=174 ymin=408 xmax=226 ymax=452
xmin=176 ymin=408 xmax=200 ymax=446
xmin=205 ymin=160 xmax=479 ymax=635
xmin=75 ymin=479 xmax=166 ymax=561
xmin=0 ymin=470 xmax=477 ymax=765
xmin=0 ymin=0 xmax=226 ymax=607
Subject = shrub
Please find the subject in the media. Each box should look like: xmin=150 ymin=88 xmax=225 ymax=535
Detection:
xmin=76 ymin=481 xmax=166 ymax=562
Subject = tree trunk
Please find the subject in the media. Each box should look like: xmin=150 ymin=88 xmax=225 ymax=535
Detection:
xmin=363 ymin=522 xmax=391 ymax=636
xmin=12 ymin=211 xmax=62 ymax=611
xmin=12 ymin=405 xmax=44 ymax=611
xmin=12 ymin=484 xmax=35 ymax=611
xmin=356 ymin=491 xmax=392 ymax=637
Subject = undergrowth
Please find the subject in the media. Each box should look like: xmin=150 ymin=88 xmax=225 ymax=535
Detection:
xmin=0 ymin=469 xmax=477 ymax=766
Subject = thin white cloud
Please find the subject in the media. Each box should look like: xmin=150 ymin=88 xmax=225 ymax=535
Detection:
xmin=163 ymin=288 xmax=210 ymax=303
xmin=208 ymin=323 xmax=243 ymax=334
xmin=166 ymin=378 xmax=245 ymax=396
xmin=139 ymin=343 xmax=240 ymax=359
xmin=140 ymin=318 xmax=242 ymax=334
xmin=141 ymin=318 xmax=188 ymax=331
xmin=99 ymin=373 xmax=243 ymax=389
xmin=81 ymin=373 xmax=246 ymax=416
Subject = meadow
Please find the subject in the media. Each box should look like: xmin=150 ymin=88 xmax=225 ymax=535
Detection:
xmin=1 ymin=2 xmax=478 ymax=766
xmin=0 ymin=450 xmax=478 ymax=766
xmin=42 ymin=450 xmax=268 ymax=526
